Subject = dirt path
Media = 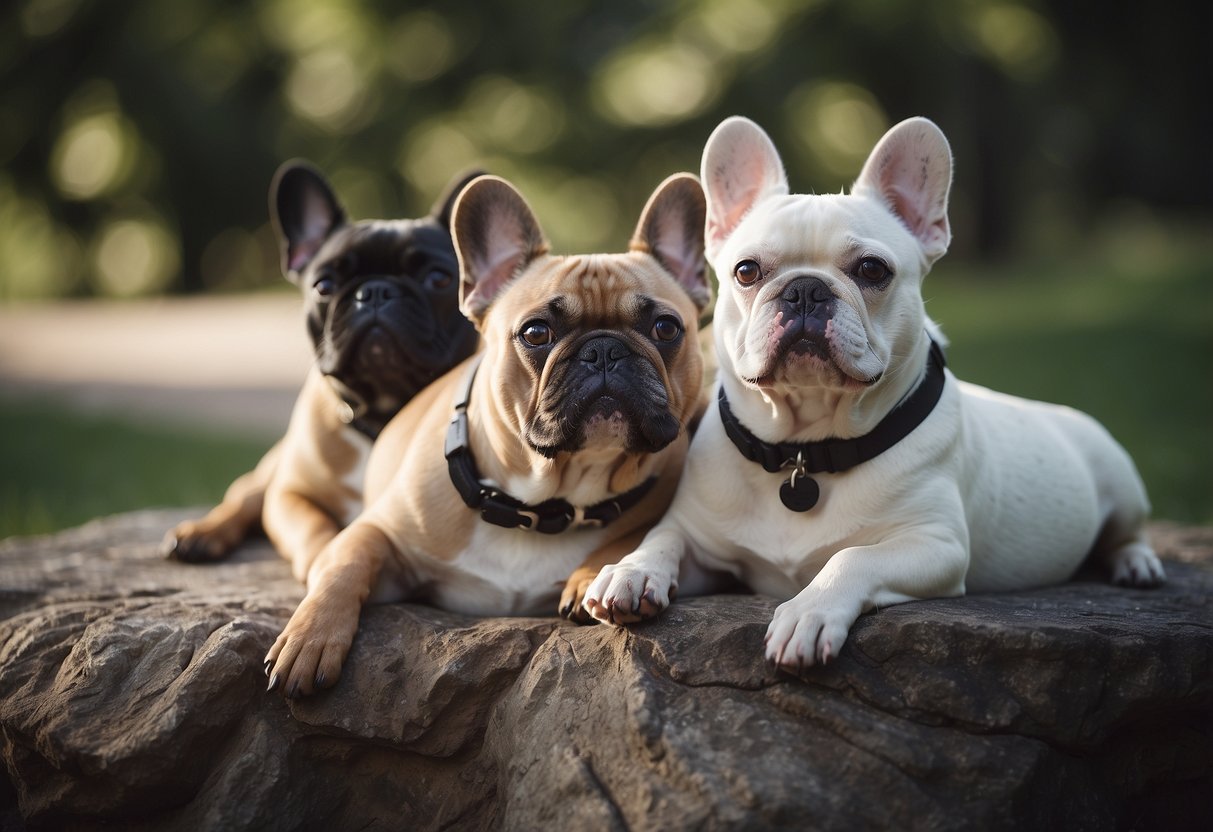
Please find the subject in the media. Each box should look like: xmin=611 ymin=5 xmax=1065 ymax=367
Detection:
xmin=0 ymin=294 xmax=312 ymax=440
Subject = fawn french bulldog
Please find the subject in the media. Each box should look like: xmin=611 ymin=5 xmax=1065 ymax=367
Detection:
xmin=263 ymin=172 xmax=710 ymax=697
xmin=584 ymin=115 xmax=1164 ymax=669
xmin=164 ymin=163 xmax=479 ymax=577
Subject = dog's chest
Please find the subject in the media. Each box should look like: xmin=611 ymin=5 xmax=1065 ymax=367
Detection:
xmin=423 ymin=522 xmax=610 ymax=616
xmin=713 ymin=479 xmax=866 ymax=595
xmin=681 ymin=426 xmax=880 ymax=596
xmin=335 ymin=425 xmax=372 ymax=524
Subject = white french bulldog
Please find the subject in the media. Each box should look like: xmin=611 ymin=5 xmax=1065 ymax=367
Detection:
xmin=583 ymin=115 xmax=1165 ymax=669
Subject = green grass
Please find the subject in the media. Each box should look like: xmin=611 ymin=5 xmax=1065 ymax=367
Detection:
xmin=0 ymin=243 xmax=1209 ymax=539
xmin=0 ymin=401 xmax=267 ymax=538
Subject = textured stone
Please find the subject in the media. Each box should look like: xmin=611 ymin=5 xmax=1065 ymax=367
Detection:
xmin=0 ymin=511 xmax=1210 ymax=830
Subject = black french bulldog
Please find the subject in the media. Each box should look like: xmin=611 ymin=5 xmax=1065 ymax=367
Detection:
xmin=164 ymin=163 xmax=481 ymax=565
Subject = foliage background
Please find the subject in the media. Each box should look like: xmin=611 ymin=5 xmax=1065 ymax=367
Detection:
xmin=3 ymin=0 xmax=1210 ymax=297
xmin=0 ymin=0 xmax=1210 ymax=530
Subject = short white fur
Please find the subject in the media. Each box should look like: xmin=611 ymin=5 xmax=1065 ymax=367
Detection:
xmin=584 ymin=115 xmax=1164 ymax=669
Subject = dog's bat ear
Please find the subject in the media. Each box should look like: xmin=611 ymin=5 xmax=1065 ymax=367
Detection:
xmin=431 ymin=168 xmax=488 ymax=230
xmin=451 ymin=175 xmax=549 ymax=325
xmin=630 ymin=173 xmax=712 ymax=312
xmin=700 ymin=116 xmax=789 ymax=261
xmin=270 ymin=161 xmax=348 ymax=281
xmin=852 ymin=117 xmax=953 ymax=265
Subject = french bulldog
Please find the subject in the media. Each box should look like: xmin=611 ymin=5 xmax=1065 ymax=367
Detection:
xmin=262 ymin=172 xmax=711 ymax=697
xmin=583 ymin=115 xmax=1165 ymax=670
xmin=164 ymin=163 xmax=480 ymax=577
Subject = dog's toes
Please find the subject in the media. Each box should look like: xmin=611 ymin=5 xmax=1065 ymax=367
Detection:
xmin=586 ymin=567 xmax=673 ymax=626
xmin=163 ymin=523 xmax=237 ymax=564
xmin=557 ymin=571 xmax=599 ymax=625
xmin=264 ymin=591 xmax=362 ymax=698
xmin=1110 ymin=543 xmax=1166 ymax=588
xmin=282 ymin=642 xmax=325 ymax=699
xmin=636 ymin=585 xmax=668 ymax=619
xmin=766 ymin=600 xmax=853 ymax=672
xmin=163 ymin=531 xmax=211 ymax=563
xmin=764 ymin=610 xmax=798 ymax=666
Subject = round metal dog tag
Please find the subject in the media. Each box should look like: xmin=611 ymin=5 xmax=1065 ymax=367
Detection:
xmin=779 ymin=475 xmax=819 ymax=512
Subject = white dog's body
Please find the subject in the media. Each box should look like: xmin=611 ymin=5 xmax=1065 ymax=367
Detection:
xmin=665 ymin=374 xmax=1151 ymax=599
xmin=584 ymin=115 xmax=1162 ymax=668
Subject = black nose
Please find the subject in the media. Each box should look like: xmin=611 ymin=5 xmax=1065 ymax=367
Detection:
xmin=781 ymin=276 xmax=832 ymax=309
xmin=780 ymin=276 xmax=833 ymax=317
xmin=353 ymin=280 xmax=403 ymax=309
xmin=578 ymin=336 xmax=632 ymax=371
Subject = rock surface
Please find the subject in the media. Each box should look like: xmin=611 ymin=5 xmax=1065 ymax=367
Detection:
xmin=1 ymin=510 xmax=1210 ymax=831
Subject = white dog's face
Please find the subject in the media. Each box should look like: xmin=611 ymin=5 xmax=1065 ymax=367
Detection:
xmin=702 ymin=117 xmax=953 ymax=396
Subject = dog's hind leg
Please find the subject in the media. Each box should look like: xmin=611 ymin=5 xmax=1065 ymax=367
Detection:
xmin=1089 ymin=445 xmax=1165 ymax=588
xmin=1096 ymin=504 xmax=1165 ymax=587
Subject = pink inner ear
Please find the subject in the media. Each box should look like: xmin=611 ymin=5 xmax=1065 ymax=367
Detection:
xmin=651 ymin=212 xmax=705 ymax=293
xmin=460 ymin=203 xmax=546 ymax=318
xmin=705 ymin=131 xmax=786 ymax=250
xmin=719 ymin=181 xmax=762 ymax=232
xmin=288 ymin=240 xmax=321 ymax=272
xmin=886 ymin=183 xmax=933 ymax=239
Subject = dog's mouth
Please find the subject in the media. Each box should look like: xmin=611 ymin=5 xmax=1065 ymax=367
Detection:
xmin=750 ymin=325 xmax=834 ymax=380
xmin=747 ymin=327 xmax=881 ymax=389
xmin=355 ymin=325 xmax=404 ymax=368
xmin=320 ymin=321 xmax=409 ymax=375
xmin=527 ymin=382 xmax=680 ymax=458
xmin=784 ymin=332 xmax=832 ymax=360
xmin=579 ymin=396 xmax=632 ymax=442
xmin=318 ymin=320 xmax=450 ymax=421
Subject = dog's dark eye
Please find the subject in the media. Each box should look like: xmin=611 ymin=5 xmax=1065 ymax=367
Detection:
xmin=313 ymin=276 xmax=336 ymax=298
xmin=519 ymin=320 xmax=553 ymax=347
xmin=734 ymin=259 xmax=762 ymax=286
xmin=855 ymin=257 xmax=891 ymax=283
xmin=651 ymin=316 xmax=682 ymax=343
xmin=424 ymin=269 xmax=453 ymax=291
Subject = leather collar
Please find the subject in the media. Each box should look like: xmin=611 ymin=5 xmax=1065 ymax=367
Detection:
xmin=444 ymin=355 xmax=657 ymax=534
xmin=718 ymin=338 xmax=947 ymax=511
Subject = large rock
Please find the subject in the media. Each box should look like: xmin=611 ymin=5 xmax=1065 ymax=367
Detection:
xmin=1 ymin=510 xmax=1210 ymax=830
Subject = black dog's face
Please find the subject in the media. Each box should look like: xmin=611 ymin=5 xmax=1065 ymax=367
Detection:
xmin=273 ymin=164 xmax=479 ymax=426
xmin=298 ymin=220 xmax=475 ymax=414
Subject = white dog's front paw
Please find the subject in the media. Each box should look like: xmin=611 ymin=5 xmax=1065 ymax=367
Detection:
xmin=582 ymin=562 xmax=676 ymax=626
xmin=764 ymin=596 xmax=857 ymax=670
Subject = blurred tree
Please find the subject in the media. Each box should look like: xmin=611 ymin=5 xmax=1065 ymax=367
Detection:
xmin=0 ymin=0 xmax=1209 ymax=298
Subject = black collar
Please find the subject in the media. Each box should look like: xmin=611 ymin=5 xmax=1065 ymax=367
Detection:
xmin=443 ymin=355 xmax=657 ymax=534
xmin=718 ymin=338 xmax=947 ymax=512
